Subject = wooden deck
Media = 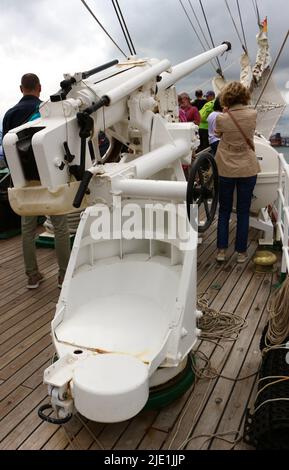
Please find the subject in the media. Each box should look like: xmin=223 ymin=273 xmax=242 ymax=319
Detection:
xmin=0 ymin=222 xmax=280 ymax=450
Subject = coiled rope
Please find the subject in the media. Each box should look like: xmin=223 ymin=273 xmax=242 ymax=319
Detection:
xmin=167 ymin=294 xmax=257 ymax=449
xmin=265 ymin=275 xmax=289 ymax=347
xmin=197 ymin=293 xmax=248 ymax=343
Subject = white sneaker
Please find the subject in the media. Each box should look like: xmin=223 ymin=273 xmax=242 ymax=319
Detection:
xmin=216 ymin=249 xmax=226 ymax=262
xmin=236 ymin=252 xmax=248 ymax=263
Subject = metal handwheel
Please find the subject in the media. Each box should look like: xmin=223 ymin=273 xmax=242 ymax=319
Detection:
xmin=99 ymin=134 xmax=123 ymax=163
xmin=186 ymin=152 xmax=219 ymax=233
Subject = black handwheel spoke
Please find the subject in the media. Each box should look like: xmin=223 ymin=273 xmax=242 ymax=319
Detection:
xmin=207 ymin=174 xmax=214 ymax=187
xmin=198 ymin=169 xmax=205 ymax=187
xmin=186 ymin=152 xmax=219 ymax=233
xmin=203 ymin=199 xmax=211 ymax=219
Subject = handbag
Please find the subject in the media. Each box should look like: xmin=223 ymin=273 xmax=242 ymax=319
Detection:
xmin=227 ymin=109 xmax=255 ymax=152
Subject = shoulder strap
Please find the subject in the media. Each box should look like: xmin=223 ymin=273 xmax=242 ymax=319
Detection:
xmin=227 ymin=109 xmax=255 ymax=152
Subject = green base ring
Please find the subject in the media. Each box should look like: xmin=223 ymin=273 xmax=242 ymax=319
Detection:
xmin=144 ymin=355 xmax=195 ymax=410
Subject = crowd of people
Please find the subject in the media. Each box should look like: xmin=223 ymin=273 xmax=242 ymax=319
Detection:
xmin=1 ymin=73 xmax=260 ymax=291
xmin=178 ymin=82 xmax=259 ymax=264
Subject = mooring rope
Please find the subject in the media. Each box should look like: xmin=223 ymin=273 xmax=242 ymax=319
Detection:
xmin=197 ymin=293 xmax=248 ymax=342
xmin=265 ymin=275 xmax=289 ymax=347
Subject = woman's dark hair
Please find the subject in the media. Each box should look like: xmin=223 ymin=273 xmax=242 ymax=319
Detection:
xmin=213 ymin=96 xmax=222 ymax=112
xmin=220 ymin=81 xmax=251 ymax=108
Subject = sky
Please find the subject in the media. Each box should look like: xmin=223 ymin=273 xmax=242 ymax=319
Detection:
xmin=1 ymin=0 xmax=289 ymax=134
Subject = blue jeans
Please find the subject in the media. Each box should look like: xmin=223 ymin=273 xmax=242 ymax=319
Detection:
xmin=217 ymin=175 xmax=257 ymax=253
xmin=210 ymin=140 xmax=219 ymax=156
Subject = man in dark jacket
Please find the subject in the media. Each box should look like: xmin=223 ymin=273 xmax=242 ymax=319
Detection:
xmin=3 ymin=74 xmax=70 ymax=289
xmin=3 ymin=74 xmax=41 ymax=136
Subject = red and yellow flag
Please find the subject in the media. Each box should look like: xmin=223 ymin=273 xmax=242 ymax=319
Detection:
xmin=262 ymin=17 xmax=268 ymax=33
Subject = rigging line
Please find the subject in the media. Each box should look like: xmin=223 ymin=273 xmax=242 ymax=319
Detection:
xmin=80 ymin=0 xmax=127 ymax=57
xmin=255 ymin=0 xmax=261 ymax=26
xmin=115 ymin=0 xmax=136 ymax=55
xmin=188 ymin=59 xmax=238 ymax=95
xmin=187 ymin=0 xmax=212 ymax=52
xmin=187 ymin=0 xmax=221 ymax=73
xmin=224 ymin=0 xmax=247 ymax=53
xmin=178 ymin=0 xmax=217 ymax=74
xmin=198 ymin=0 xmax=223 ymax=74
xmin=179 ymin=0 xmax=209 ymax=52
xmin=236 ymin=0 xmax=248 ymax=53
xmin=111 ymin=0 xmax=133 ymax=55
xmin=251 ymin=0 xmax=258 ymax=21
xmin=254 ymin=30 xmax=289 ymax=109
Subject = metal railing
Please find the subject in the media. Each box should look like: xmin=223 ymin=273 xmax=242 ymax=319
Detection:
xmin=276 ymin=153 xmax=289 ymax=276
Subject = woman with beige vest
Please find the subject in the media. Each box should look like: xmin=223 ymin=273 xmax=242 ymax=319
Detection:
xmin=214 ymin=81 xmax=261 ymax=263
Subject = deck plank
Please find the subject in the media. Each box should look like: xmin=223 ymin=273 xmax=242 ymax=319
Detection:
xmin=210 ymin=307 xmax=271 ymax=449
xmin=0 ymin=384 xmax=48 ymax=445
xmin=0 ymin=346 xmax=53 ymax=399
xmin=22 ymin=359 xmax=52 ymax=389
xmin=94 ymin=421 xmax=130 ymax=450
xmin=0 ymin=333 xmax=52 ymax=380
xmin=185 ymin=275 xmax=272 ymax=449
xmin=0 ymin=324 xmax=51 ymax=371
xmin=161 ymin=260 xmax=266 ymax=449
xmin=0 ymin=301 xmax=54 ymax=340
xmin=113 ymin=411 xmax=158 ymax=450
xmin=138 ymin=428 xmax=167 ymax=450
xmin=0 ymin=385 xmax=32 ymax=420
xmin=42 ymin=417 xmax=84 ymax=450
xmin=18 ymin=419 xmax=60 ymax=451
xmin=0 ymin=312 xmax=54 ymax=365
xmin=65 ymin=421 xmax=105 ymax=450
xmin=152 ymin=388 xmax=193 ymax=433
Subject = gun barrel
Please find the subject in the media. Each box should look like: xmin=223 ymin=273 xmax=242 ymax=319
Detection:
xmin=158 ymin=42 xmax=231 ymax=91
xmin=104 ymin=59 xmax=171 ymax=105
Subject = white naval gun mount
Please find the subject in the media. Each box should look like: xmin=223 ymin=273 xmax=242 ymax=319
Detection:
xmin=3 ymin=41 xmax=240 ymax=424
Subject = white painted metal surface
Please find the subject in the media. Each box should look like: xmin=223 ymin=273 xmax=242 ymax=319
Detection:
xmin=112 ymin=179 xmax=187 ymax=199
xmin=276 ymin=153 xmax=289 ymax=275
xmin=158 ymin=43 xmax=230 ymax=91
xmin=73 ymin=355 xmax=149 ymax=422
xmin=251 ymin=135 xmax=279 ymax=213
xmin=44 ymin=201 xmax=199 ymax=422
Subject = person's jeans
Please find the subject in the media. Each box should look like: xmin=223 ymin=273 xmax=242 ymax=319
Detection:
xmin=21 ymin=215 xmax=70 ymax=277
xmin=217 ymin=175 xmax=257 ymax=253
xmin=210 ymin=140 xmax=219 ymax=156
xmin=198 ymin=128 xmax=209 ymax=151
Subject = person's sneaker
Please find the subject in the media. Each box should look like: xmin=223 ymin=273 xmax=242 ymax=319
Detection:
xmin=58 ymin=275 xmax=64 ymax=289
xmin=236 ymin=252 xmax=248 ymax=263
xmin=27 ymin=272 xmax=44 ymax=289
xmin=216 ymin=249 xmax=226 ymax=262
